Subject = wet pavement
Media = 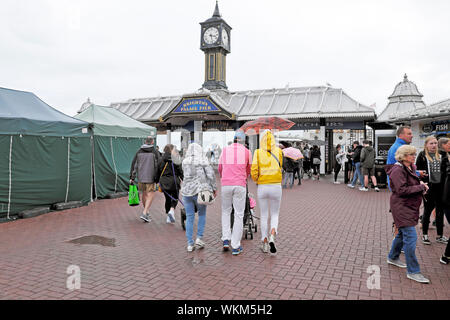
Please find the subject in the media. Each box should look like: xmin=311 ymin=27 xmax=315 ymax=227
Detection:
xmin=0 ymin=174 xmax=448 ymax=300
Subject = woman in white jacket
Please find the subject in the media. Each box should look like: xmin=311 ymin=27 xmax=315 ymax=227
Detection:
xmin=181 ymin=143 xmax=217 ymax=252
xmin=334 ymin=144 xmax=346 ymax=184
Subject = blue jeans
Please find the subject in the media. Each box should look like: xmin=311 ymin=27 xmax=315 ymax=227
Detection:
xmin=282 ymin=172 xmax=294 ymax=188
xmin=351 ymin=162 xmax=363 ymax=186
xmin=183 ymin=195 xmax=207 ymax=246
xmin=388 ymin=226 xmax=420 ymax=274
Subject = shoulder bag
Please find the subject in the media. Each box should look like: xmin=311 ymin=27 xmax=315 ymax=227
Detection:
xmin=197 ymin=166 xmax=215 ymax=205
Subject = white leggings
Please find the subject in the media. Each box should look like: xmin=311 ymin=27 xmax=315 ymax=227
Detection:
xmin=257 ymin=184 xmax=282 ymax=241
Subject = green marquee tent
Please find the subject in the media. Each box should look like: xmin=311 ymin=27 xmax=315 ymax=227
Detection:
xmin=74 ymin=104 xmax=156 ymax=199
xmin=0 ymin=87 xmax=91 ymax=218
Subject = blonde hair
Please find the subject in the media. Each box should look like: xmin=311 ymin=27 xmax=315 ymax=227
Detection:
xmin=395 ymin=145 xmax=417 ymax=162
xmin=424 ymin=136 xmax=440 ymax=161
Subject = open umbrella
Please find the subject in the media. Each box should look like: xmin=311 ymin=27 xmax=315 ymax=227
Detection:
xmin=283 ymin=147 xmax=304 ymax=160
xmin=239 ymin=116 xmax=295 ymax=135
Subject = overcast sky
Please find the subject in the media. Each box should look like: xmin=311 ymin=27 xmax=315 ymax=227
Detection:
xmin=1 ymin=0 xmax=449 ymax=117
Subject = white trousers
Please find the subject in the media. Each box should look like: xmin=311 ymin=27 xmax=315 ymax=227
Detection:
xmin=221 ymin=185 xmax=246 ymax=249
xmin=257 ymin=184 xmax=282 ymax=241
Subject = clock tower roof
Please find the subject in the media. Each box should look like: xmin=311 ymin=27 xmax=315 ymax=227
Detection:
xmin=201 ymin=1 xmax=231 ymax=29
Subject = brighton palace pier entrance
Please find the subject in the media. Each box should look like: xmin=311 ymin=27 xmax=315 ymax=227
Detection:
xmin=100 ymin=86 xmax=375 ymax=174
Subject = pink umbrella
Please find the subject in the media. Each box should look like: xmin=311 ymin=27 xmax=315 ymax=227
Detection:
xmin=283 ymin=147 xmax=303 ymax=160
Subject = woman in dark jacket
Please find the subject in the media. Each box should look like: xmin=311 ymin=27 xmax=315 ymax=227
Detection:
xmin=438 ymin=137 xmax=450 ymax=264
xmin=385 ymin=145 xmax=430 ymax=283
xmin=157 ymin=144 xmax=183 ymax=224
xmin=415 ymin=136 xmax=447 ymax=245
xmin=310 ymin=145 xmax=321 ymax=180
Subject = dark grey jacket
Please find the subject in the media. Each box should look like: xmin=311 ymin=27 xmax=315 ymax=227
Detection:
xmin=360 ymin=146 xmax=375 ymax=169
xmin=130 ymin=144 xmax=160 ymax=183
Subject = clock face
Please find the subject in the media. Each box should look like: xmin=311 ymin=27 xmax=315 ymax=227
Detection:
xmin=221 ymin=30 xmax=229 ymax=47
xmin=203 ymin=27 xmax=219 ymax=44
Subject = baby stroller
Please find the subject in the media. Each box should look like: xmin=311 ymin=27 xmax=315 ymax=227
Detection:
xmin=230 ymin=186 xmax=258 ymax=240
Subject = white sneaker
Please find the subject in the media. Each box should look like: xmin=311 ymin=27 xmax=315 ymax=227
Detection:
xmin=347 ymin=184 xmax=355 ymax=188
xmin=187 ymin=245 xmax=195 ymax=252
xmin=168 ymin=211 xmax=175 ymax=223
xmin=407 ymin=273 xmax=430 ymax=284
xmin=140 ymin=213 xmax=150 ymax=222
xmin=261 ymin=242 xmax=269 ymax=253
xmin=359 ymin=187 xmax=369 ymax=192
xmin=195 ymin=238 xmax=205 ymax=249
xmin=334 ymin=181 xmax=341 ymax=184
xmin=375 ymin=187 xmax=380 ymax=192
xmin=166 ymin=216 xmax=171 ymax=224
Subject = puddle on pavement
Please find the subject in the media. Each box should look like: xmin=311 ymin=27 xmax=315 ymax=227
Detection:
xmin=66 ymin=235 xmax=116 ymax=247
xmin=186 ymin=256 xmax=204 ymax=266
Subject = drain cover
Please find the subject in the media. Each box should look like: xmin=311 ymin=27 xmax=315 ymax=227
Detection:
xmin=66 ymin=235 xmax=116 ymax=247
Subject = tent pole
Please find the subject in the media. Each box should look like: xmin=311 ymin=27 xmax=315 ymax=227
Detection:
xmin=65 ymin=137 xmax=71 ymax=203
xmin=7 ymin=136 xmax=13 ymax=219
xmin=92 ymin=136 xmax=97 ymax=201
xmin=111 ymin=137 xmax=118 ymax=193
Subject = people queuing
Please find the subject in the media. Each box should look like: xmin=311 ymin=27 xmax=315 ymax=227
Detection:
xmin=127 ymin=130 xmax=448 ymax=275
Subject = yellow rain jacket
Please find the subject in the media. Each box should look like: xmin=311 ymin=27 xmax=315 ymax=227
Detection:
xmin=251 ymin=130 xmax=283 ymax=185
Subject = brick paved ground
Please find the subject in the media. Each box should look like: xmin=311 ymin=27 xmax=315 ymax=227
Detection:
xmin=0 ymin=174 xmax=448 ymax=300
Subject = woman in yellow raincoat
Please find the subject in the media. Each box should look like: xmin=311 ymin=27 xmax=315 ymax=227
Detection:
xmin=251 ymin=130 xmax=283 ymax=254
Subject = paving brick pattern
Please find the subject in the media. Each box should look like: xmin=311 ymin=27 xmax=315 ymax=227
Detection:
xmin=0 ymin=175 xmax=448 ymax=300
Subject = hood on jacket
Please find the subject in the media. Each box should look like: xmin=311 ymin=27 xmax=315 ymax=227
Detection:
xmin=364 ymin=146 xmax=374 ymax=152
xmin=183 ymin=143 xmax=209 ymax=166
xmin=140 ymin=144 xmax=155 ymax=152
xmin=260 ymin=130 xmax=276 ymax=152
xmin=385 ymin=162 xmax=401 ymax=175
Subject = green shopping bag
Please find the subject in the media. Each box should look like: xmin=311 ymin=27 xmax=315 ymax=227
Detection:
xmin=128 ymin=183 xmax=140 ymax=206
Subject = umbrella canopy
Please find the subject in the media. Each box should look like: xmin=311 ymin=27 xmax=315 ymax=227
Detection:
xmin=283 ymin=147 xmax=304 ymax=160
xmin=239 ymin=117 xmax=294 ymax=135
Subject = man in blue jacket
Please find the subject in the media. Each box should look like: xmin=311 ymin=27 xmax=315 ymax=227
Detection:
xmin=387 ymin=126 xmax=425 ymax=189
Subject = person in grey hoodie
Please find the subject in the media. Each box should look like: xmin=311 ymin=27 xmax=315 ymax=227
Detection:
xmin=360 ymin=140 xmax=379 ymax=192
xmin=130 ymin=137 xmax=160 ymax=222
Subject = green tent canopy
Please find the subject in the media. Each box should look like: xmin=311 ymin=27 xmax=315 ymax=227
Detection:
xmin=0 ymin=87 xmax=91 ymax=218
xmin=75 ymin=104 xmax=157 ymax=199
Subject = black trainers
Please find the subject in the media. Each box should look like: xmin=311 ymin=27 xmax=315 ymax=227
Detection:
xmin=269 ymin=234 xmax=277 ymax=254
xmin=440 ymin=255 xmax=449 ymax=265
xmin=436 ymin=236 xmax=448 ymax=244
xmin=422 ymin=235 xmax=431 ymax=245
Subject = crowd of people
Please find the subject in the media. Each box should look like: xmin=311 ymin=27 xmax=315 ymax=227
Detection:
xmin=128 ymin=126 xmax=449 ymax=284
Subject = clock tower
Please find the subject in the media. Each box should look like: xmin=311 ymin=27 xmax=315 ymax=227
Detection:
xmin=200 ymin=1 xmax=231 ymax=90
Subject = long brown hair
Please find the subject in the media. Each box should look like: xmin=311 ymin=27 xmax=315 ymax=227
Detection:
xmin=424 ymin=136 xmax=440 ymax=161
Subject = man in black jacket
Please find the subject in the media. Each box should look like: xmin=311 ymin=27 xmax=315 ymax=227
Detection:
xmin=130 ymin=137 xmax=160 ymax=222
xmin=438 ymin=137 xmax=450 ymax=264
xmin=347 ymin=141 xmax=363 ymax=188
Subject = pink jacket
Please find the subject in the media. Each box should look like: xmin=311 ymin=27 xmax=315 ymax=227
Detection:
xmin=218 ymin=143 xmax=252 ymax=187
